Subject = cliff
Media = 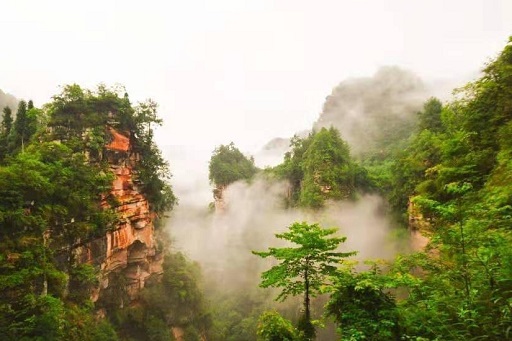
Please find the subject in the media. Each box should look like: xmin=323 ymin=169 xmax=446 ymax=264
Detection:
xmin=213 ymin=185 xmax=226 ymax=212
xmin=407 ymin=197 xmax=429 ymax=250
xmin=73 ymin=127 xmax=163 ymax=304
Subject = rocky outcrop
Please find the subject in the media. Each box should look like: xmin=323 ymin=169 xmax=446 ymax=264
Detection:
xmin=213 ymin=185 xmax=226 ymax=212
xmin=73 ymin=127 xmax=163 ymax=303
xmin=408 ymin=197 xmax=429 ymax=250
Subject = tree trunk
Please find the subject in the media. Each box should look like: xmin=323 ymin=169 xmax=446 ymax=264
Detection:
xmin=300 ymin=264 xmax=315 ymax=340
xmin=304 ymin=267 xmax=310 ymax=323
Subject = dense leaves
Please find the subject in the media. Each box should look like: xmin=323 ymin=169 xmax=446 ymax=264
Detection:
xmin=111 ymin=252 xmax=210 ymax=341
xmin=253 ymin=222 xmax=355 ymax=340
xmin=374 ymin=37 xmax=512 ymax=340
xmin=0 ymin=85 xmax=176 ymax=340
xmin=274 ymin=128 xmax=368 ymax=208
xmin=257 ymin=311 xmax=299 ymax=341
xmin=326 ymin=262 xmax=400 ymax=340
xmin=209 ymin=142 xmax=258 ymax=187
xmin=46 ymin=84 xmax=175 ymax=215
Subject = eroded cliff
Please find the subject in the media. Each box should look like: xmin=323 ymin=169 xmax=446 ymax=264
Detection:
xmin=73 ymin=127 xmax=163 ymax=305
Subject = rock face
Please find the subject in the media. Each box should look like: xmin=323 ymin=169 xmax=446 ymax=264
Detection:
xmin=213 ymin=185 xmax=226 ymax=212
xmin=73 ymin=127 xmax=163 ymax=303
xmin=408 ymin=197 xmax=430 ymax=250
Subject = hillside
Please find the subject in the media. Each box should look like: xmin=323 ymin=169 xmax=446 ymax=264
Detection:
xmin=0 ymin=85 xmax=209 ymax=340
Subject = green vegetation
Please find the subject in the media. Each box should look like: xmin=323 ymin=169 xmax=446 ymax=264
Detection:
xmin=47 ymin=84 xmax=176 ymax=215
xmin=2 ymin=35 xmax=512 ymax=341
xmin=209 ymin=142 xmax=258 ymax=187
xmin=0 ymin=141 xmax=118 ymax=339
xmin=331 ymin=37 xmax=512 ymax=339
xmin=379 ymin=38 xmax=512 ymax=339
xmin=325 ymin=261 xmax=400 ymax=340
xmin=0 ymin=85 xmax=181 ymax=340
xmin=252 ymin=37 xmax=512 ymax=341
xmin=109 ymin=251 xmax=210 ymax=341
xmin=256 ymin=311 xmax=300 ymax=341
xmin=253 ymin=222 xmax=356 ymax=340
xmin=273 ymin=127 xmax=369 ymax=208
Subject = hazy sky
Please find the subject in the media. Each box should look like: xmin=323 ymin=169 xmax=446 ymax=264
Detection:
xmin=1 ymin=0 xmax=511 ymax=153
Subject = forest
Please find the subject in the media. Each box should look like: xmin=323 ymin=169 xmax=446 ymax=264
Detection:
xmin=0 ymin=36 xmax=511 ymax=340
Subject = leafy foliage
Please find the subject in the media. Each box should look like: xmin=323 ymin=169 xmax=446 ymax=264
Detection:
xmin=373 ymin=37 xmax=512 ymax=340
xmin=257 ymin=311 xmax=299 ymax=341
xmin=112 ymin=252 xmax=210 ymax=341
xmin=274 ymin=128 xmax=368 ymax=208
xmin=253 ymin=222 xmax=356 ymax=340
xmin=326 ymin=261 xmax=400 ymax=340
xmin=209 ymin=142 xmax=258 ymax=187
xmin=0 ymin=84 xmax=177 ymax=340
xmin=46 ymin=84 xmax=176 ymax=215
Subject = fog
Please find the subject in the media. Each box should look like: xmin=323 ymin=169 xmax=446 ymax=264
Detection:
xmin=162 ymin=66 xmax=438 ymax=299
xmin=252 ymin=66 xmax=470 ymax=167
xmin=1 ymin=0 xmax=512 ymax=338
xmin=314 ymin=67 xmax=427 ymax=155
xmin=0 ymin=89 xmax=18 ymax=116
xmin=165 ymin=151 xmax=406 ymax=297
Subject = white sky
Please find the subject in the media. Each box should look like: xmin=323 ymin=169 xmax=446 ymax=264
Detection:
xmin=1 ymin=0 xmax=511 ymax=153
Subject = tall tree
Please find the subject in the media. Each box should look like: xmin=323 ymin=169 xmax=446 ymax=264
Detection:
xmin=11 ymin=100 xmax=34 ymax=152
xmin=417 ymin=97 xmax=443 ymax=132
xmin=0 ymin=106 xmax=14 ymax=160
xmin=253 ymin=222 xmax=356 ymax=340
xmin=1 ymin=106 xmax=13 ymax=135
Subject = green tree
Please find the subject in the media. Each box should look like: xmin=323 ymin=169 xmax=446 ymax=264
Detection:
xmin=273 ymin=128 xmax=365 ymax=209
xmin=299 ymin=127 xmax=356 ymax=208
xmin=326 ymin=261 xmax=400 ymax=340
xmin=253 ymin=222 xmax=356 ymax=340
xmin=273 ymin=132 xmax=315 ymax=206
xmin=12 ymin=100 xmax=29 ymax=152
xmin=209 ymin=142 xmax=258 ymax=187
xmin=418 ymin=97 xmax=443 ymax=132
xmin=1 ymin=106 xmax=13 ymax=135
xmin=257 ymin=311 xmax=299 ymax=341
xmin=0 ymin=106 xmax=14 ymax=160
xmin=132 ymin=100 xmax=176 ymax=215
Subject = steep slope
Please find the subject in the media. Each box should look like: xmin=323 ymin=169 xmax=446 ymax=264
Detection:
xmin=72 ymin=127 xmax=163 ymax=305
xmin=0 ymin=85 xmax=188 ymax=340
xmin=314 ymin=66 xmax=427 ymax=157
xmin=0 ymin=88 xmax=17 ymax=114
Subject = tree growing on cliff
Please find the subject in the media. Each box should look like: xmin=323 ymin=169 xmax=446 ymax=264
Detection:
xmin=273 ymin=127 xmax=368 ymax=209
xmin=299 ymin=127 xmax=356 ymax=207
xmin=252 ymin=222 xmax=356 ymax=340
xmin=46 ymin=84 xmax=176 ymax=215
xmin=209 ymin=142 xmax=258 ymax=187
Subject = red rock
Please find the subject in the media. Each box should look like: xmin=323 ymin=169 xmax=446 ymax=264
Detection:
xmin=106 ymin=128 xmax=130 ymax=152
xmin=75 ymin=128 xmax=164 ymax=304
